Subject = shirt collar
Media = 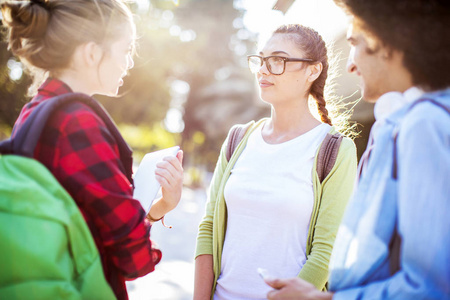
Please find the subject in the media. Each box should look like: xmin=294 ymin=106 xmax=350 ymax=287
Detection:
xmin=35 ymin=77 xmax=73 ymax=100
xmin=374 ymin=87 xmax=424 ymax=121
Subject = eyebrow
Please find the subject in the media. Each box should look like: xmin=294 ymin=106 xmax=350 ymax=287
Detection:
xmin=259 ymin=50 xmax=290 ymax=56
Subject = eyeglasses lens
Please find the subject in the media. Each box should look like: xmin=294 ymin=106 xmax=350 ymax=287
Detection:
xmin=267 ymin=57 xmax=284 ymax=75
xmin=248 ymin=56 xmax=262 ymax=73
xmin=248 ymin=56 xmax=284 ymax=75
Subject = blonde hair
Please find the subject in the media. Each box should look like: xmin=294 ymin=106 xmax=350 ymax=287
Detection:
xmin=1 ymin=0 xmax=134 ymax=92
xmin=273 ymin=24 xmax=358 ymax=138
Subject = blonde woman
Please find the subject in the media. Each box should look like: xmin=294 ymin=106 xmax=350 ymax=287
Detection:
xmin=1 ymin=1 xmax=183 ymax=299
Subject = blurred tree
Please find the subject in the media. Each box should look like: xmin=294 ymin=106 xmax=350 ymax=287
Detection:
xmin=104 ymin=0 xmax=268 ymax=169
xmin=158 ymin=0 xmax=268 ymax=169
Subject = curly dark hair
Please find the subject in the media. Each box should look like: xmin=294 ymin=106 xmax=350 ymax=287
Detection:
xmin=334 ymin=0 xmax=450 ymax=91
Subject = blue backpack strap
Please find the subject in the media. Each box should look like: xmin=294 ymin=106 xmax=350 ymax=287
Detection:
xmin=1 ymin=92 xmax=133 ymax=183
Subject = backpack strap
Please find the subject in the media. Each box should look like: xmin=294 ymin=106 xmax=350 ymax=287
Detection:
xmin=316 ymin=132 xmax=343 ymax=183
xmin=225 ymin=122 xmax=344 ymax=184
xmin=389 ymin=226 xmax=402 ymax=275
xmin=0 ymin=93 xmax=133 ymax=183
xmin=225 ymin=122 xmax=253 ymax=161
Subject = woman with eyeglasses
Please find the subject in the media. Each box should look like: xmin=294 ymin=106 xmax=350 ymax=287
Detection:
xmin=194 ymin=24 xmax=357 ymax=300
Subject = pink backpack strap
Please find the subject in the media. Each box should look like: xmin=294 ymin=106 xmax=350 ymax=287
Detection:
xmin=225 ymin=122 xmax=253 ymax=162
xmin=316 ymin=132 xmax=343 ymax=183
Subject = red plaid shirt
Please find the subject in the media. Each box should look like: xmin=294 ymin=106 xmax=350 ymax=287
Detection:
xmin=13 ymin=78 xmax=162 ymax=300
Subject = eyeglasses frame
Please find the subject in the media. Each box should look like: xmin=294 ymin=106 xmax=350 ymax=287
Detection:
xmin=247 ymin=55 xmax=314 ymax=75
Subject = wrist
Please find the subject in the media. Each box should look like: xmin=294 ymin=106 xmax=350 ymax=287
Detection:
xmin=147 ymin=212 xmax=172 ymax=228
xmin=151 ymin=197 xmax=170 ymax=217
xmin=147 ymin=198 xmax=173 ymax=228
xmin=147 ymin=211 xmax=164 ymax=222
xmin=159 ymin=196 xmax=178 ymax=212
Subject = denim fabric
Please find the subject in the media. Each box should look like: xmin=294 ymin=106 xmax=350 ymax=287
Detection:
xmin=328 ymin=89 xmax=450 ymax=299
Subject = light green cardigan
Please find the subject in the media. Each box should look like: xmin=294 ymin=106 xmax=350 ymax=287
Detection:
xmin=195 ymin=119 xmax=357 ymax=295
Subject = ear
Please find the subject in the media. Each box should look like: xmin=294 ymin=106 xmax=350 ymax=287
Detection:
xmin=76 ymin=42 xmax=104 ymax=68
xmin=381 ymin=46 xmax=402 ymax=62
xmin=307 ymin=62 xmax=323 ymax=82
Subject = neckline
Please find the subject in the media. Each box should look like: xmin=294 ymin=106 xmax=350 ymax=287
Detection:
xmin=256 ymin=121 xmax=330 ymax=147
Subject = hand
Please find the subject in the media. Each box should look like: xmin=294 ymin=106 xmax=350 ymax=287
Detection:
xmin=265 ymin=277 xmax=333 ymax=300
xmin=154 ymin=150 xmax=184 ymax=213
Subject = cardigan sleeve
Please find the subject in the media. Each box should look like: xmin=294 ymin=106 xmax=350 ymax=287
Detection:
xmin=297 ymin=136 xmax=357 ymax=289
xmin=195 ymin=137 xmax=229 ymax=258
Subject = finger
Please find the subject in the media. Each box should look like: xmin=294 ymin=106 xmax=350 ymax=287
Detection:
xmin=267 ymin=289 xmax=278 ymax=300
xmin=156 ymin=160 xmax=177 ymax=177
xmin=156 ymin=162 xmax=183 ymax=183
xmin=155 ymin=174 xmax=170 ymax=188
xmin=155 ymin=168 xmax=180 ymax=187
xmin=176 ymin=150 xmax=183 ymax=164
xmin=161 ymin=155 xmax=183 ymax=172
xmin=265 ymin=278 xmax=287 ymax=290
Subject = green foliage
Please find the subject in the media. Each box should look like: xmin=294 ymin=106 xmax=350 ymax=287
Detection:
xmin=0 ymin=123 xmax=11 ymax=140
xmin=184 ymin=166 xmax=206 ymax=189
xmin=0 ymin=39 xmax=31 ymax=127
xmin=118 ymin=123 xmax=180 ymax=163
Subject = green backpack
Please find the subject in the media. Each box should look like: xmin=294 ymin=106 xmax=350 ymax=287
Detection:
xmin=0 ymin=93 xmax=125 ymax=299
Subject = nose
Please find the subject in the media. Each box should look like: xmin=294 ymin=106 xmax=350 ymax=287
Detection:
xmin=346 ymin=58 xmax=357 ymax=74
xmin=346 ymin=49 xmax=357 ymax=74
xmin=258 ymin=59 xmax=270 ymax=75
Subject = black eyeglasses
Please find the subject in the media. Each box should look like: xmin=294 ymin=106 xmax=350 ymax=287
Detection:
xmin=247 ymin=55 xmax=314 ymax=75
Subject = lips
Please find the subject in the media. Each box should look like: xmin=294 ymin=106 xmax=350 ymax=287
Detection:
xmin=259 ymin=79 xmax=273 ymax=88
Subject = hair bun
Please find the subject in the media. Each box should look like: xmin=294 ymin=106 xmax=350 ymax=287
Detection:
xmin=1 ymin=1 xmax=50 ymax=55
xmin=30 ymin=0 xmax=48 ymax=8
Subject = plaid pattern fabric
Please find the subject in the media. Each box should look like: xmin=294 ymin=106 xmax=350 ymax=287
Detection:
xmin=13 ymin=78 xmax=162 ymax=300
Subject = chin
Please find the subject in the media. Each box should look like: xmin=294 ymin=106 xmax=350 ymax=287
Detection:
xmin=259 ymin=91 xmax=276 ymax=105
xmin=362 ymin=93 xmax=378 ymax=103
xmin=361 ymin=86 xmax=382 ymax=103
xmin=107 ymin=86 xmax=121 ymax=97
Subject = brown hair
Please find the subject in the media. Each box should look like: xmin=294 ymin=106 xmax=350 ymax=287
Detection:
xmin=273 ymin=24 xmax=356 ymax=137
xmin=1 ymin=0 xmax=134 ymax=90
